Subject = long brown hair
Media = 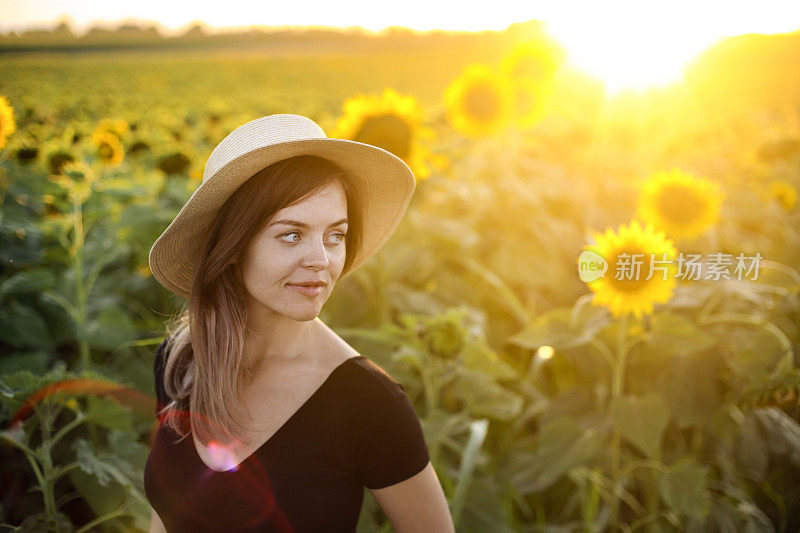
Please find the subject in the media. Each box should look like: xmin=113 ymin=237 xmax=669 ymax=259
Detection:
xmin=157 ymin=154 xmax=363 ymax=446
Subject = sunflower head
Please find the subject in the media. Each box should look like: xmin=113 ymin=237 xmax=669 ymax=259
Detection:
xmin=509 ymin=78 xmax=554 ymax=129
xmin=54 ymin=161 xmax=96 ymax=204
xmin=129 ymin=139 xmax=151 ymax=156
xmin=48 ymin=149 xmax=76 ymax=175
xmin=91 ymin=131 xmax=124 ymax=167
xmin=637 ymin=169 xmax=724 ymax=242
xmin=768 ymin=180 xmax=798 ymax=211
xmin=158 ymin=151 xmax=191 ymax=176
xmin=444 ymin=64 xmax=514 ymax=138
xmin=95 ymin=118 xmax=129 ymax=139
xmin=332 ymin=88 xmax=434 ymax=180
xmin=581 ymin=220 xmax=678 ymax=320
xmin=420 ymin=312 xmax=468 ymax=360
xmin=500 ymin=39 xmax=565 ymax=86
xmin=0 ymin=95 xmax=17 ymax=150
xmin=15 ymin=137 xmax=38 ymax=163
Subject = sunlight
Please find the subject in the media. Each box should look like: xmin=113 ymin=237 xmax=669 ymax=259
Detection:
xmin=537 ymin=0 xmax=800 ymax=95
xmin=541 ymin=5 xmax=719 ymax=94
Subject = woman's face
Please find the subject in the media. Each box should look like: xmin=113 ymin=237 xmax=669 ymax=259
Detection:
xmin=238 ymin=179 xmax=349 ymax=322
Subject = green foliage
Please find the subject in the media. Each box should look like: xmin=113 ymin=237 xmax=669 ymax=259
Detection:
xmin=610 ymin=394 xmax=671 ymax=458
xmin=1 ymin=45 xmax=799 ymax=532
xmin=0 ymin=365 xmax=151 ymax=532
xmin=656 ymin=457 xmax=711 ymax=520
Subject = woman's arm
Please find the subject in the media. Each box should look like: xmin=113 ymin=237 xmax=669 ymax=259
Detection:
xmin=149 ymin=510 xmax=167 ymax=533
xmin=368 ymin=461 xmax=455 ymax=533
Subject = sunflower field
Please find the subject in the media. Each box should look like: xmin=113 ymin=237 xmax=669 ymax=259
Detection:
xmin=1 ymin=28 xmax=799 ymax=533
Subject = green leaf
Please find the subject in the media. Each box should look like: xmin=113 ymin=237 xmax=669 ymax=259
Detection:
xmin=0 ymin=268 xmax=55 ymax=304
xmin=0 ymin=370 xmax=42 ymax=412
xmin=752 ymin=407 xmax=800 ymax=463
xmin=509 ymin=304 xmax=611 ymax=352
xmin=510 ymin=416 xmax=604 ymax=494
xmin=70 ymin=467 xmax=127 ymax=517
xmin=657 ymin=456 xmax=711 ymax=520
xmin=391 ymin=344 xmax=425 ymax=373
xmin=0 ymin=300 xmax=53 ymax=350
xmin=84 ymin=305 xmax=136 ymax=350
xmin=450 ymin=475 xmax=513 ymax=533
xmin=724 ymin=327 xmax=788 ymax=381
xmin=646 ymin=312 xmax=717 ymax=357
xmin=451 ymin=419 xmax=489 ymax=528
xmin=610 ymin=393 xmax=671 ymax=458
xmin=460 ymin=343 xmax=518 ymax=380
xmin=85 ymin=396 xmax=134 ymax=432
xmin=107 ymin=429 xmax=149 ymax=466
xmin=386 ymin=282 xmax=448 ymax=316
xmin=454 ymin=370 xmax=523 ymax=421
xmin=732 ymin=413 xmax=769 ymax=480
xmin=73 ymin=438 xmax=135 ymax=488
xmin=0 ymin=351 xmax=50 ymax=376
xmin=17 ymin=511 xmax=74 ymax=532
xmin=652 ymin=352 xmax=726 ymax=429
xmin=70 ymin=430 xmax=150 ymax=529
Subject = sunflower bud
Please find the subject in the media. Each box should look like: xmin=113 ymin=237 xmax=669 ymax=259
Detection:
xmin=420 ymin=309 xmax=469 ymax=359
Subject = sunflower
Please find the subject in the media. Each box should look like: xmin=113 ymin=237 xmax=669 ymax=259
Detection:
xmin=135 ymin=261 xmax=152 ymax=278
xmin=500 ymin=39 xmax=565 ymax=86
xmin=637 ymin=169 xmax=724 ymax=242
xmin=768 ymin=180 xmax=798 ymax=211
xmin=420 ymin=309 xmax=469 ymax=360
xmin=509 ymin=78 xmax=554 ymax=129
xmin=0 ymin=95 xmax=17 ymax=150
xmin=91 ymin=130 xmax=124 ymax=167
xmin=50 ymin=161 xmax=96 ymax=205
xmin=94 ymin=118 xmax=129 ymax=139
xmin=444 ymin=64 xmax=515 ymax=138
xmin=158 ymin=151 xmax=191 ymax=175
xmin=47 ymin=149 xmax=76 ymax=175
xmin=332 ymin=88 xmax=436 ymax=180
xmin=582 ymin=220 xmax=678 ymax=320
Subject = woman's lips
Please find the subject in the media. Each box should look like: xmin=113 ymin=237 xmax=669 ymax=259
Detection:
xmin=287 ymin=283 xmax=325 ymax=296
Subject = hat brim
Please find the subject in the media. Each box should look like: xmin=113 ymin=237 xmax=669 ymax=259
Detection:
xmin=148 ymin=138 xmax=415 ymax=299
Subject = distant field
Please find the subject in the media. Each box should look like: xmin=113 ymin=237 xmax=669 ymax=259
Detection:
xmin=0 ymin=45 xmax=510 ymax=127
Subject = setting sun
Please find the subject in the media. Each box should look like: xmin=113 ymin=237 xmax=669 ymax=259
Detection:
xmin=537 ymin=0 xmax=800 ymax=94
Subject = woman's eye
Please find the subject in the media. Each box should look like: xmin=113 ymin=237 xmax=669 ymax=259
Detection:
xmin=278 ymin=232 xmax=345 ymax=244
xmin=279 ymin=232 xmax=301 ymax=243
xmin=329 ymin=232 xmax=346 ymax=244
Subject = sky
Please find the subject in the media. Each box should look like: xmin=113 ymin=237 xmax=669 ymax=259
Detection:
xmin=1 ymin=0 xmax=799 ymax=93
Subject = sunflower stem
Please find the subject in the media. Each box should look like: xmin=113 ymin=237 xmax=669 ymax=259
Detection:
xmin=70 ymin=192 xmax=91 ymax=373
xmin=609 ymin=313 xmax=629 ymax=531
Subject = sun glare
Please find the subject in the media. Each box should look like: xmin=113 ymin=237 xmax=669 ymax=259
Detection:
xmin=536 ymin=0 xmax=800 ymax=95
xmin=541 ymin=10 xmax=716 ymax=94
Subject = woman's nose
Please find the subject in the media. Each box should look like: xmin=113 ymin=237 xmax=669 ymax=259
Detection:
xmin=301 ymin=237 xmax=331 ymax=269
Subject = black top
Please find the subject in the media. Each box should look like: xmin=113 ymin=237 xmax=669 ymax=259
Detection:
xmin=144 ymin=339 xmax=430 ymax=533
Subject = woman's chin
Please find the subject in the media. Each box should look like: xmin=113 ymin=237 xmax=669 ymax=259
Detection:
xmin=284 ymin=305 xmax=324 ymax=322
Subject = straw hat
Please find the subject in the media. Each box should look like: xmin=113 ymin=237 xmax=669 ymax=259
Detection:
xmin=148 ymin=113 xmax=416 ymax=299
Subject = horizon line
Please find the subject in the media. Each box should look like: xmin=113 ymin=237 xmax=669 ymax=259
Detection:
xmin=0 ymin=16 xmax=540 ymax=39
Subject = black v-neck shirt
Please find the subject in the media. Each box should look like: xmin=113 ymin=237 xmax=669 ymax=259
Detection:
xmin=144 ymin=339 xmax=430 ymax=533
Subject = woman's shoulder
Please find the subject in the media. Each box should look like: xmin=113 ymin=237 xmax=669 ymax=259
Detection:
xmin=340 ymin=355 xmax=409 ymax=403
xmin=319 ymin=321 xmax=408 ymax=402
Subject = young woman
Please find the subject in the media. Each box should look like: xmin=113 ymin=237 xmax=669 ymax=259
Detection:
xmin=144 ymin=114 xmax=454 ymax=532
